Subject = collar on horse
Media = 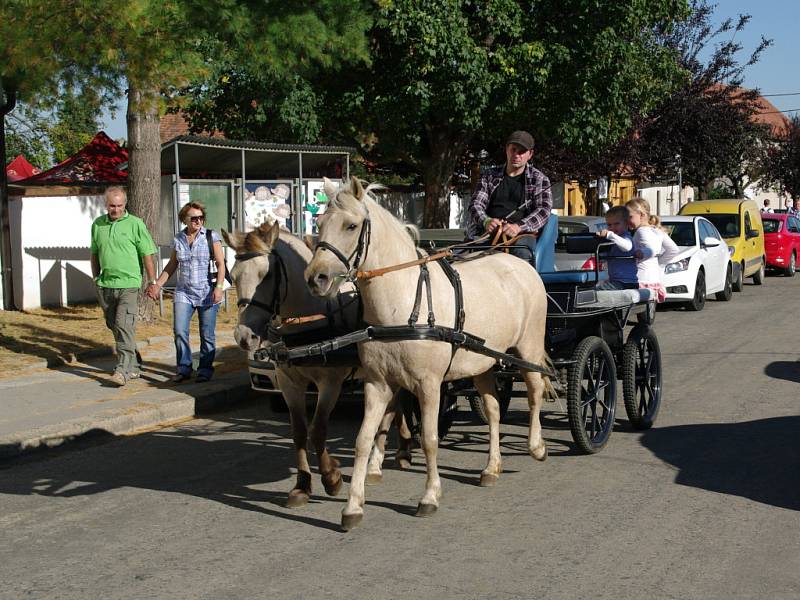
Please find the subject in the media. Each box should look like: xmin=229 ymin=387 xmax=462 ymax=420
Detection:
xmin=314 ymin=214 xmax=372 ymax=282
xmin=235 ymin=250 xmax=287 ymax=317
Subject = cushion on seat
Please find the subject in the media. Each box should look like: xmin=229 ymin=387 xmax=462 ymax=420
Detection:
xmin=539 ymin=270 xmax=609 ymax=285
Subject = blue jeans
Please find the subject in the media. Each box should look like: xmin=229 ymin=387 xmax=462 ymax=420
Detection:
xmin=173 ymin=301 xmax=220 ymax=378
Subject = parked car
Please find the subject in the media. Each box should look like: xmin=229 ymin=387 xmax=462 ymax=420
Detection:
xmin=555 ymin=215 xmax=607 ymax=271
xmin=761 ymin=213 xmax=800 ymax=276
xmin=660 ymin=216 xmax=733 ymax=311
xmin=679 ymin=199 xmax=766 ymax=290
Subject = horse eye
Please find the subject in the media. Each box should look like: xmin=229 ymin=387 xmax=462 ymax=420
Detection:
xmin=346 ymin=223 xmax=358 ymax=231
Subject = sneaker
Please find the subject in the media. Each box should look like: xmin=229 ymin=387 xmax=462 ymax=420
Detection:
xmin=196 ymin=374 xmax=211 ymax=383
xmin=172 ymin=372 xmax=192 ymax=384
xmin=110 ymin=371 xmax=127 ymax=387
xmin=127 ymin=372 xmax=141 ymax=380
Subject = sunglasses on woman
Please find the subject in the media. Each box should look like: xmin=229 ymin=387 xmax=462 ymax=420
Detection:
xmin=189 ymin=215 xmax=205 ymax=223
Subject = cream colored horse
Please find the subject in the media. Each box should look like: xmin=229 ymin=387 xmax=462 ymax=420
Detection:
xmin=223 ymin=222 xmax=412 ymax=507
xmin=306 ymin=177 xmax=551 ymax=530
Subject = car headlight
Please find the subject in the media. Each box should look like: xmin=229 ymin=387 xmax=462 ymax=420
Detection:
xmin=665 ymin=258 xmax=691 ymax=273
xmin=728 ymin=245 xmax=735 ymax=256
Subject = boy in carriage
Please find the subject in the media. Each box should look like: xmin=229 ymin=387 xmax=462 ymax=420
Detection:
xmin=595 ymin=205 xmax=638 ymax=290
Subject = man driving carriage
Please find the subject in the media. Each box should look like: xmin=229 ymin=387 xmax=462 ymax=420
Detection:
xmin=467 ymin=130 xmax=554 ymax=265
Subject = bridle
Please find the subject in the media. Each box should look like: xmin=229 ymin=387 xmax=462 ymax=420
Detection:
xmin=313 ymin=212 xmax=371 ymax=282
xmin=235 ymin=250 xmax=287 ymax=319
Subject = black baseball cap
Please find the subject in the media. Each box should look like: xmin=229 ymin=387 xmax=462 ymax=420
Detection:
xmin=506 ymin=130 xmax=534 ymax=151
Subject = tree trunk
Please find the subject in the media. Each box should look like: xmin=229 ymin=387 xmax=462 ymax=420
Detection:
xmin=0 ymin=84 xmax=18 ymax=310
xmin=126 ymin=85 xmax=162 ymax=322
xmin=421 ymin=128 xmax=468 ymax=229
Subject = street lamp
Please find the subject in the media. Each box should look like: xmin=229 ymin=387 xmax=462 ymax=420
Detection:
xmin=675 ymin=154 xmax=683 ymax=207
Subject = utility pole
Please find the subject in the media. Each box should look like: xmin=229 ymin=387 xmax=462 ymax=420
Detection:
xmin=676 ymin=154 xmax=683 ymax=208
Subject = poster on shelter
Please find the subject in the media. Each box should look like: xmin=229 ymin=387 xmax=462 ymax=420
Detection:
xmin=304 ymin=180 xmax=329 ymax=235
xmin=244 ymin=181 xmax=293 ymax=230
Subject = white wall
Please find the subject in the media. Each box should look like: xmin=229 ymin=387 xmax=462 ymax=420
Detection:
xmin=11 ymin=195 xmax=106 ymax=310
xmin=636 ymin=184 xmax=695 ymax=216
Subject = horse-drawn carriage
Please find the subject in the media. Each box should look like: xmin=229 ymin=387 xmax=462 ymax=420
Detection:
xmin=227 ymin=177 xmax=662 ymax=529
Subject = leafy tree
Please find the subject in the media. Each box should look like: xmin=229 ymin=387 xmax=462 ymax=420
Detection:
xmin=762 ymin=116 xmax=800 ymax=199
xmin=4 ymin=102 xmax=51 ymax=168
xmin=635 ymin=1 xmax=773 ymax=198
xmin=179 ymin=0 xmax=689 ymax=227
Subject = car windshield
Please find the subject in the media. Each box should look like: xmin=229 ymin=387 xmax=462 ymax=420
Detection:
xmin=702 ymin=214 xmax=739 ymax=238
xmin=663 ymin=222 xmax=697 ymax=246
xmin=762 ymin=219 xmax=782 ymax=233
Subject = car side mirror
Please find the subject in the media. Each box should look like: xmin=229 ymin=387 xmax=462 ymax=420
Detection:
xmin=746 ymin=229 xmax=759 ymax=239
xmin=702 ymin=236 xmax=721 ymax=247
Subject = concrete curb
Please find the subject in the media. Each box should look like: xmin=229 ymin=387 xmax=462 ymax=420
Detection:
xmin=0 ymin=376 xmax=259 ymax=461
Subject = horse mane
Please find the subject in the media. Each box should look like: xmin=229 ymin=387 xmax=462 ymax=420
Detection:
xmin=238 ymin=226 xmax=313 ymax=262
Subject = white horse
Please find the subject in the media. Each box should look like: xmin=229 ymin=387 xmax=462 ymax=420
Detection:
xmin=305 ymin=177 xmax=552 ymax=530
xmin=223 ymin=222 xmax=412 ymax=507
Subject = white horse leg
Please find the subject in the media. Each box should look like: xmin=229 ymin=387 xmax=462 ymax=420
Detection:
xmin=522 ymin=369 xmax=548 ymax=461
xmin=342 ymin=379 xmax=394 ymax=531
xmin=280 ymin=379 xmax=313 ymax=508
xmin=367 ymin=403 xmax=396 ymax=485
xmin=415 ymin=380 xmax=443 ymax=516
xmin=395 ymin=405 xmax=413 ymax=470
xmin=308 ymin=377 xmax=344 ymax=497
xmin=473 ymin=371 xmax=503 ymax=486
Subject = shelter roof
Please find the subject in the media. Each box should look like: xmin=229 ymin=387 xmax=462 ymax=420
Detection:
xmin=12 ymin=131 xmax=128 ymax=187
xmin=5 ymin=155 xmax=41 ymax=182
xmin=160 ymin=135 xmax=355 ymax=177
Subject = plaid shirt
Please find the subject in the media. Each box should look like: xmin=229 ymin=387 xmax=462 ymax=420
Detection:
xmin=467 ymin=163 xmax=552 ymax=239
xmin=173 ymin=226 xmax=220 ymax=307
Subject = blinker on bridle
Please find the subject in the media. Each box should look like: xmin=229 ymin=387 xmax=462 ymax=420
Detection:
xmin=235 ymin=251 xmax=287 ymax=315
xmin=314 ymin=214 xmax=371 ymax=281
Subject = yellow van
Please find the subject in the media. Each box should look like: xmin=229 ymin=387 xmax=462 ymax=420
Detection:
xmin=679 ymin=199 xmax=766 ymax=291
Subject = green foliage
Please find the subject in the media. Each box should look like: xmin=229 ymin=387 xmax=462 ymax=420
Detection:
xmin=707 ymin=184 xmax=734 ymax=200
xmin=762 ymin=116 xmax=800 ymax=199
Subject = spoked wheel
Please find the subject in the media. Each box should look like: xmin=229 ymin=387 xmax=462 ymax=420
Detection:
xmin=566 ymin=336 xmax=617 ymax=454
xmin=622 ymin=325 xmax=662 ymax=430
xmin=468 ymin=374 xmax=513 ymax=425
xmin=400 ymin=383 xmax=458 ymax=446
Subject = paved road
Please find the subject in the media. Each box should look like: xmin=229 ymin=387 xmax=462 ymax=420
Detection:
xmin=2 ymin=277 xmax=799 ymax=599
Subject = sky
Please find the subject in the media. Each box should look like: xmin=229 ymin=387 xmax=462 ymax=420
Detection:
xmin=99 ymin=0 xmax=800 ymax=140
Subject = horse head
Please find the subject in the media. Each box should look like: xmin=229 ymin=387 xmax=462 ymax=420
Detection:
xmin=306 ymin=176 xmax=370 ymax=297
xmin=222 ymin=221 xmax=281 ymax=351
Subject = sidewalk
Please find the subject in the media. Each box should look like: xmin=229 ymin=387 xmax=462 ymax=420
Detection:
xmin=0 ymin=337 xmax=259 ymax=460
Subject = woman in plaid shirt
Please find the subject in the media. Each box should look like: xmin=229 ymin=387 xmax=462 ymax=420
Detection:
xmin=147 ymin=202 xmax=226 ymax=383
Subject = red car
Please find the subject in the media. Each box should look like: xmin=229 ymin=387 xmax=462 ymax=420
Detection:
xmin=762 ymin=213 xmax=800 ymax=276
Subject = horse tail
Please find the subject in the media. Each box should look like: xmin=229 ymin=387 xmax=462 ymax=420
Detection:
xmin=541 ymin=353 xmax=560 ymax=401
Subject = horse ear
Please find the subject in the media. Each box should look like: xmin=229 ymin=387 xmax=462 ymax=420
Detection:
xmin=303 ymin=234 xmax=316 ymax=250
xmin=323 ymin=176 xmax=339 ymax=202
xmin=221 ymin=228 xmax=242 ymax=250
xmin=351 ymin=176 xmax=365 ymax=201
xmin=264 ymin=220 xmax=280 ymax=248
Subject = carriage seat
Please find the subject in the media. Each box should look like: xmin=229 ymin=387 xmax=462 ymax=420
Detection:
xmin=593 ymin=288 xmax=654 ymax=308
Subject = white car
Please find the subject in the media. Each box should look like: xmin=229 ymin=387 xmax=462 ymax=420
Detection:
xmin=661 ymin=216 xmax=733 ymax=311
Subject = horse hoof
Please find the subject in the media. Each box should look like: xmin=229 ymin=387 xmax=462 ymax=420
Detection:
xmin=396 ymin=456 xmax=412 ymax=470
xmin=323 ymin=472 xmax=343 ymax=496
xmin=341 ymin=512 xmax=363 ymax=531
xmin=416 ymin=502 xmax=438 ymax=517
xmin=530 ymin=443 xmax=548 ymax=462
xmin=479 ymin=472 xmax=499 ymax=487
xmin=286 ymin=490 xmax=310 ymax=508
xmin=366 ymin=472 xmax=383 ymax=485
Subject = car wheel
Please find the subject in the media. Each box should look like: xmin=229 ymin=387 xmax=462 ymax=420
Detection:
xmin=785 ymin=252 xmax=796 ymax=277
xmin=753 ymin=259 xmax=765 ymax=285
xmin=715 ymin=264 xmax=733 ymax=301
xmin=732 ymin=262 xmax=744 ymax=292
xmin=686 ymin=269 xmax=706 ymax=311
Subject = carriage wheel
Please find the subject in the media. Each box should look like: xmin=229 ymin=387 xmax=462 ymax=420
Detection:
xmin=567 ymin=336 xmax=617 ymax=454
xmin=468 ymin=375 xmax=513 ymax=425
xmin=622 ymin=325 xmax=662 ymax=430
xmin=400 ymin=383 xmax=458 ymax=446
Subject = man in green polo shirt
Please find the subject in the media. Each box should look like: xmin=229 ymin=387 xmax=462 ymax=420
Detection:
xmin=90 ymin=187 xmax=157 ymax=386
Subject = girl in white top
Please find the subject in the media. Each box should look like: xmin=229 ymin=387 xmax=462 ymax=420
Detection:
xmin=625 ymin=197 xmax=679 ymax=303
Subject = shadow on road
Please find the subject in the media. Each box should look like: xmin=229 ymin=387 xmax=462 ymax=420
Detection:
xmin=764 ymin=361 xmax=800 ymax=383
xmin=641 ymin=416 xmax=800 ymax=511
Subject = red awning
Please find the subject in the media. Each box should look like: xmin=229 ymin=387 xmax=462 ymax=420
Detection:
xmin=13 ymin=131 xmax=128 ymax=186
xmin=5 ymin=155 xmax=41 ymax=182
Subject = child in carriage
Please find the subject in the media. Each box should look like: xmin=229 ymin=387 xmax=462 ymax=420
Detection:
xmin=625 ymin=197 xmax=679 ymax=302
xmin=596 ymin=205 xmax=638 ymax=290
